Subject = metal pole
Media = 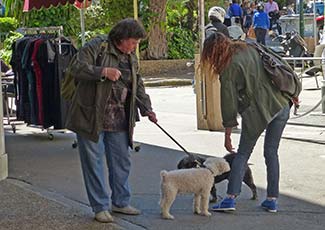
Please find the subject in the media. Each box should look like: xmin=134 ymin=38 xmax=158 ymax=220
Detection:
xmin=133 ymin=0 xmax=138 ymax=19
xmin=133 ymin=0 xmax=140 ymax=59
xmin=322 ymin=80 xmax=325 ymax=113
xmin=299 ymin=0 xmax=304 ymax=37
xmin=0 ymin=63 xmax=8 ymax=180
xmin=198 ymin=0 xmax=207 ymax=117
xmin=198 ymin=0 xmax=205 ymax=54
xmin=80 ymin=8 xmax=86 ymax=46
xmin=314 ymin=1 xmax=317 ymax=47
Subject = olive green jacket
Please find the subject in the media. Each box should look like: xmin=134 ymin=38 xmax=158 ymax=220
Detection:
xmin=65 ymin=35 xmax=152 ymax=146
xmin=220 ymin=46 xmax=291 ymax=140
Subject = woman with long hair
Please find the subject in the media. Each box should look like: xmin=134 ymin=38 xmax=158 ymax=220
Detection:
xmin=201 ymin=32 xmax=292 ymax=213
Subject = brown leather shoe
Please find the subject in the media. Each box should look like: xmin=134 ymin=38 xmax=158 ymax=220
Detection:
xmin=111 ymin=205 xmax=141 ymax=215
xmin=94 ymin=210 xmax=114 ymax=223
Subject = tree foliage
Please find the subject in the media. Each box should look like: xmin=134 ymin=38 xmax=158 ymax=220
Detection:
xmin=1 ymin=0 xmax=228 ymax=59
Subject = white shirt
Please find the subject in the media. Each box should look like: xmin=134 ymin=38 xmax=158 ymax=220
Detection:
xmin=265 ymin=1 xmax=279 ymax=14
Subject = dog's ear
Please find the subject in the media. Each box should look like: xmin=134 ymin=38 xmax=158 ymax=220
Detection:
xmin=177 ymin=160 xmax=183 ymax=169
xmin=217 ymin=161 xmax=231 ymax=174
xmin=177 ymin=158 xmax=187 ymax=169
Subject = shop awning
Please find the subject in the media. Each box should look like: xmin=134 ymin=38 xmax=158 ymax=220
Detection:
xmin=23 ymin=0 xmax=84 ymax=12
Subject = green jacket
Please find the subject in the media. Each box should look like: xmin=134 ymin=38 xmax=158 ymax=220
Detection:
xmin=65 ymin=35 xmax=152 ymax=146
xmin=220 ymin=46 xmax=290 ymax=140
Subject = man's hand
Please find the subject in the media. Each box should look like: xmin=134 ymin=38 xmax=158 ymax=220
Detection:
xmin=101 ymin=67 xmax=121 ymax=81
xmin=146 ymin=111 xmax=157 ymax=123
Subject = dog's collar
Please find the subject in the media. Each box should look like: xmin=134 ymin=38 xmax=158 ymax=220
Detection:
xmin=204 ymin=166 xmax=214 ymax=175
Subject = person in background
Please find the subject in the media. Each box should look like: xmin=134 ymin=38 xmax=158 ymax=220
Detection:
xmin=205 ymin=6 xmax=229 ymax=39
xmin=0 ymin=0 xmax=5 ymax=17
xmin=200 ymin=32 xmax=292 ymax=214
xmin=66 ymin=18 xmax=157 ymax=223
xmin=264 ymin=0 xmax=279 ymax=29
xmin=265 ymin=0 xmax=279 ymax=15
xmin=224 ymin=1 xmax=232 ymax=27
xmin=242 ymin=1 xmax=256 ymax=33
xmin=287 ymin=3 xmax=295 ymax=15
xmin=253 ymin=3 xmax=270 ymax=45
xmin=229 ymin=0 xmax=243 ymax=26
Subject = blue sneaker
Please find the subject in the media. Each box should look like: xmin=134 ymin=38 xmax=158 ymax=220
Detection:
xmin=211 ymin=197 xmax=236 ymax=211
xmin=261 ymin=199 xmax=278 ymax=213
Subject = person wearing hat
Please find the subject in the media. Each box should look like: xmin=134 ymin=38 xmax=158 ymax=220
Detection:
xmin=205 ymin=6 xmax=230 ymax=39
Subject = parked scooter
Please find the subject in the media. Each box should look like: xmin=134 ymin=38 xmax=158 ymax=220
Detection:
xmin=269 ymin=31 xmax=312 ymax=65
xmin=270 ymin=31 xmax=312 ymax=57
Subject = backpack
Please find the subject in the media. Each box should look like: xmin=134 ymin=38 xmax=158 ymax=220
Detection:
xmin=61 ymin=41 xmax=109 ymax=101
xmin=248 ymin=42 xmax=302 ymax=98
xmin=205 ymin=23 xmax=219 ymax=39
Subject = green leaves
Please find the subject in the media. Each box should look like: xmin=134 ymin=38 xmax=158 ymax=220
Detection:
xmin=0 ymin=31 xmax=23 ymax=65
xmin=0 ymin=17 xmax=18 ymax=33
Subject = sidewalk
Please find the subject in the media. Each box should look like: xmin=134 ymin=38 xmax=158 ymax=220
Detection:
xmin=1 ymin=75 xmax=325 ymax=230
xmin=0 ymin=179 xmax=132 ymax=230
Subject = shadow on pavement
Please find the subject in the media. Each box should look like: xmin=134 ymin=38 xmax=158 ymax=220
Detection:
xmin=3 ymin=129 xmax=325 ymax=230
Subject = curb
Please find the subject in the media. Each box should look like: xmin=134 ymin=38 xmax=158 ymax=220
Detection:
xmin=281 ymin=136 xmax=325 ymax=145
xmin=143 ymin=79 xmax=192 ymax=87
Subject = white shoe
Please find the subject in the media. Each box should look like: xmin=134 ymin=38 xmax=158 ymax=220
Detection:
xmin=111 ymin=205 xmax=141 ymax=215
xmin=94 ymin=210 xmax=114 ymax=223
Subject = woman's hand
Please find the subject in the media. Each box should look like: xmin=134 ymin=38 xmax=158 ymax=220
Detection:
xmin=224 ymin=127 xmax=235 ymax=153
xmin=224 ymin=134 xmax=234 ymax=152
xmin=101 ymin=67 xmax=121 ymax=81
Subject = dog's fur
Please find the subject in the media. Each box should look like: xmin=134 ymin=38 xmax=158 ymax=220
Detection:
xmin=177 ymin=153 xmax=257 ymax=202
xmin=159 ymin=157 xmax=230 ymax=219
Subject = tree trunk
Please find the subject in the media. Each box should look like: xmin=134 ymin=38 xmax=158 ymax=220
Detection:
xmin=185 ymin=0 xmax=195 ymax=31
xmin=146 ymin=0 xmax=168 ymax=60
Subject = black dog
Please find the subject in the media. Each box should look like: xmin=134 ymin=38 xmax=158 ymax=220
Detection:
xmin=177 ymin=153 xmax=257 ymax=202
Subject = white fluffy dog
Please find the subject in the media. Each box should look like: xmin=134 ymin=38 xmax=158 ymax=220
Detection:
xmin=159 ymin=157 xmax=230 ymax=219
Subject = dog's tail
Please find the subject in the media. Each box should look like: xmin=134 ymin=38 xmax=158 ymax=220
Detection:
xmin=160 ymin=170 xmax=168 ymax=182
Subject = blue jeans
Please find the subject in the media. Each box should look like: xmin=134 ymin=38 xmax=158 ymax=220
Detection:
xmin=254 ymin=28 xmax=267 ymax=45
xmin=77 ymin=131 xmax=131 ymax=213
xmin=227 ymin=105 xmax=290 ymax=198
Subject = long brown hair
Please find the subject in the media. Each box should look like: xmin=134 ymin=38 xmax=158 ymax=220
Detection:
xmin=200 ymin=32 xmax=247 ymax=75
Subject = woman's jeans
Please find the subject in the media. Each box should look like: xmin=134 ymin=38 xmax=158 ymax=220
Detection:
xmin=227 ymin=105 xmax=290 ymax=198
xmin=77 ymin=131 xmax=131 ymax=213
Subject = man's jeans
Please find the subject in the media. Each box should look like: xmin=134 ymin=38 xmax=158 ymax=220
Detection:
xmin=77 ymin=131 xmax=131 ymax=213
xmin=227 ymin=104 xmax=290 ymax=198
xmin=254 ymin=28 xmax=267 ymax=45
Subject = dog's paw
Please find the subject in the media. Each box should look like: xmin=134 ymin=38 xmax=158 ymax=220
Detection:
xmin=251 ymin=194 xmax=258 ymax=200
xmin=162 ymin=214 xmax=174 ymax=220
xmin=194 ymin=209 xmax=201 ymax=215
xmin=201 ymin=211 xmax=211 ymax=217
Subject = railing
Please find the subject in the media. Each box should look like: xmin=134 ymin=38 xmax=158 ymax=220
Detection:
xmin=283 ymin=56 xmax=325 ymax=114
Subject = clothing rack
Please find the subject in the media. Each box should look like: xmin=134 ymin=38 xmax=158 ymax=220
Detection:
xmin=10 ymin=26 xmax=76 ymax=142
xmin=19 ymin=26 xmax=64 ymax=54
